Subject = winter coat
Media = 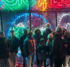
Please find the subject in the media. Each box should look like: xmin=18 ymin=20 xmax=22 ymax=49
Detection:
xmin=33 ymin=34 xmax=43 ymax=47
xmin=19 ymin=35 xmax=27 ymax=56
xmin=8 ymin=36 xmax=19 ymax=54
xmin=0 ymin=37 xmax=11 ymax=59
xmin=38 ymin=44 xmax=48 ymax=60
xmin=63 ymin=37 xmax=70 ymax=55
xmin=43 ymin=28 xmax=52 ymax=43
xmin=23 ymin=37 xmax=36 ymax=57
xmin=52 ymin=33 xmax=66 ymax=59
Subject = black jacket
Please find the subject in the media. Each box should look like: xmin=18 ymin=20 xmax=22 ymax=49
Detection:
xmin=0 ymin=37 xmax=11 ymax=59
xmin=8 ymin=36 xmax=19 ymax=54
xmin=63 ymin=37 xmax=70 ymax=55
xmin=19 ymin=35 xmax=27 ymax=56
xmin=33 ymin=34 xmax=43 ymax=47
xmin=52 ymin=33 xmax=66 ymax=59
xmin=43 ymin=28 xmax=52 ymax=43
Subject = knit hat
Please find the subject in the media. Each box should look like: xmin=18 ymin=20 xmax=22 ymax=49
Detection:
xmin=55 ymin=26 xmax=62 ymax=33
xmin=10 ymin=27 xmax=15 ymax=32
xmin=47 ymin=33 xmax=53 ymax=39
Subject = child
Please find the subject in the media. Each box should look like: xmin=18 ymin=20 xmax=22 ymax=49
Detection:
xmin=38 ymin=38 xmax=48 ymax=67
xmin=46 ymin=33 xmax=54 ymax=67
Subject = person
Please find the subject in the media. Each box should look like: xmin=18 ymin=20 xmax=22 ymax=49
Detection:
xmin=43 ymin=23 xmax=52 ymax=43
xmin=8 ymin=28 xmax=19 ymax=67
xmin=19 ymin=29 xmax=28 ymax=67
xmin=46 ymin=33 xmax=54 ymax=67
xmin=33 ymin=28 xmax=43 ymax=67
xmin=38 ymin=38 xmax=48 ymax=67
xmin=0 ymin=31 xmax=11 ymax=67
xmin=63 ymin=31 xmax=70 ymax=67
xmin=23 ymin=30 xmax=36 ymax=67
xmin=52 ymin=26 xmax=67 ymax=67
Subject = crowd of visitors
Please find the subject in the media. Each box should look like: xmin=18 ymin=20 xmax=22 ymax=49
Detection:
xmin=0 ymin=23 xmax=70 ymax=67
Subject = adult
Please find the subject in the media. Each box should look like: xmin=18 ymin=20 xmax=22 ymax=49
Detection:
xmin=19 ymin=29 xmax=28 ymax=67
xmin=33 ymin=28 xmax=43 ymax=67
xmin=43 ymin=23 xmax=52 ymax=43
xmin=8 ymin=28 xmax=19 ymax=67
xmin=24 ymin=31 xmax=36 ymax=67
xmin=0 ymin=31 xmax=11 ymax=67
xmin=52 ymin=26 xmax=67 ymax=67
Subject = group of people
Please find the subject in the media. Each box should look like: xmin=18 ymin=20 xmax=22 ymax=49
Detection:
xmin=0 ymin=23 xmax=70 ymax=67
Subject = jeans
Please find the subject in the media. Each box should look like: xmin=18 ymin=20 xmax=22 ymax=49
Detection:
xmin=0 ymin=58 xmax=9 ymax=67
xmin=9 ymin=54 xmax=17 ymax=67
xmin=65 ymin=55 xmax=70 ymax=67
xmin=27 ymin=55 xmax=34 ymax=67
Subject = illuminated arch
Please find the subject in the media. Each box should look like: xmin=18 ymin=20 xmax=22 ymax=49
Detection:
xmin=58 ymin=13 xmax=70 ymax=26
xmin=11 ymin=13 xmax=48 ymax=25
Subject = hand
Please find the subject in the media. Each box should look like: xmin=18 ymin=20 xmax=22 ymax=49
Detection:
xmin=13 ymin=52 xmax=15 ymax=55
xmin=64 ymin=44 xmax=67 ymax=48
xmin=9 ymin=52 xmax=11 ymax=55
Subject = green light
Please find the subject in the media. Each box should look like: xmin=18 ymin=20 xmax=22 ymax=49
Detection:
xmin=2 ymin=0 xmax=36 ymax=11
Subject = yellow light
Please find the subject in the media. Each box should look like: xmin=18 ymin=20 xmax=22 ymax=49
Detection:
xmin=37 ymin=0 xmax=47 ymax=11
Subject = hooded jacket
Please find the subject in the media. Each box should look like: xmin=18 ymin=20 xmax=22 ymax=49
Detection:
xmin=0 ymin=37 xmax=11 ymax=59
xmin=23 ymin=37 xmax=36 ymax=57
xmin=8 ymin=36 xmax=19 ymax=54
xmin=52 ymin=33 xmax=66 ymax=59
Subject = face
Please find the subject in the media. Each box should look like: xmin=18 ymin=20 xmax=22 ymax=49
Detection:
xmin=0 ymin=32 xmax=5 ymax=38
xmin=10 ymin=31 xmax=14 ymax=37
xmin=28 ymin=34 xmax=32 ymax=38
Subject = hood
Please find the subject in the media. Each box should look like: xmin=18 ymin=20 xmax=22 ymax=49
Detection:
xmin=54 ymin=32 xmax=63 ymax=39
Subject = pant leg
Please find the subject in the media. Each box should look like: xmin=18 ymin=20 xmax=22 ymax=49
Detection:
xmin=0 ymin=59 xmax=4 ymax=67
xmin=50 ymin=58 xmax=53 ymax=67
xmin=23 ymin=57 xmax=26 ymax=67
xmin=31 ymin=55 xmax=34 ymax=67
xmin=36 ymin=54 xmax=39 ymax=67
xmin=39 ymin=60 xmax=43 ymax=67
xmin=13 ymin=54 xmax=17 ymax=67
xmin=4 ymin=58 xmax=9 ymax=67
xmin=65 ymin=56 xmax=69 ymax=67
xmin=9 ymin=54 xmax=17 ymax=67
xmin=27 ymin=55 xmax=32 ymax=67
xmin=44 ymin=60 xmax=46 ymax=67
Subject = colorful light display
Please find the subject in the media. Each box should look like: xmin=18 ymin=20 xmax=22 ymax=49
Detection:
xmin=0 ymin=0 xmax=4 ymax=10
xmin=58 ymin=13 xmax=70 ymax=26
xmin=2 ymin=0 xmax=36 ymax=11
xmin=36 ymin=0 xmax=47 ymax=11
xmin=1 ymin=0 xmax=70 ymax=11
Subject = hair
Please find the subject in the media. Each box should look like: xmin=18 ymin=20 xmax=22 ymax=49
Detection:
xmin=47 ymin=33 xmax=53 ymax=39
xmin=55 ymin=26 xmax=62 ymax=33
xmin=34 ymin=28 xmax=41 ymax=34
xmin=0 ymin=31 xmax=4 ymax=35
